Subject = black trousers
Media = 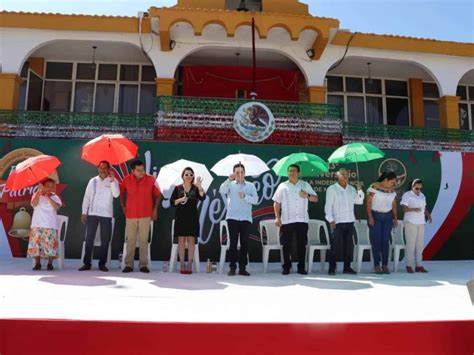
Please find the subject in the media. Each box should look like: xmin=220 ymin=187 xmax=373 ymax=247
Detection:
xmin=227 ymin=219 xmax=250 ymax=270
xmin=280 ymin=222 xmax=308 ymax=270
xmin=83 ymin=215 xmax=112 ymax=267
xmin=328 ymin=222 xmax=355 ymax=271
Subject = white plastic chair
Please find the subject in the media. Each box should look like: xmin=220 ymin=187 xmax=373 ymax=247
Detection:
xmin=56 ymin=215 xmax=68 ymax=269
xmin=169 ymin=219 xmax=201 ymax=273
xmin=33 ymin=215 xmax=68 ymax=269
xmin=307 ymin=219 xmax=331 ymax=273
xmin=259 ymin=219 xmax=283 ymax=273
xmin=353 ymin=220 xmax=372 ymax=273
xmin=80 ymin=218 xmax=115 ymax=268
xmin=121 ymin=220 xmax=154 ymax=270
xmin=390 ymin=221 xmax=405 ymax=272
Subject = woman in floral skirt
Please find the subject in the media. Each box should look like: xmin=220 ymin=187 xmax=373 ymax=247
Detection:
xmin=28 ymin=178 xmax=62 ymax=270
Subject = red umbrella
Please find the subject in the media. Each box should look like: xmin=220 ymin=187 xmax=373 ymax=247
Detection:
xmin=6 ymin=155 xmax=61 ymax=191
xmin=81 ymin=134 xmax=138 ymax=166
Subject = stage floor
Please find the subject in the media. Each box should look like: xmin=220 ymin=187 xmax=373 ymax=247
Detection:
xmin=0 ymin=258 xmax=473 ymax=324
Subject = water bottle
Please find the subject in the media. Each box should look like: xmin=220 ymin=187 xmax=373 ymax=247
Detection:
xmin=163 ymin=261 xmax=169 ymax=272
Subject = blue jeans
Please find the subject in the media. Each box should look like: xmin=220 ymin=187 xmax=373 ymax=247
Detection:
xmin=369 ymin=211 xmax=393 ymax=267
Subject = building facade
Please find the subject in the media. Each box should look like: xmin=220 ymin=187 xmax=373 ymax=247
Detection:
xmin=1 ymin=0 xmax=473 ymax=131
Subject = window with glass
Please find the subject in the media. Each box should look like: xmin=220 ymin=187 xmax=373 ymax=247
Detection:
xmin=457 ymin=84 xmax=473 ymax=130
xmin=18 ymin=61 xmax=29 ymax=110
xmin=21 ymin=61 xmax=157 ymax=113
xmin=385 ymin=80 xmax=409 ymax=126
xmin=27 ymin=71 xmax=43 ymax=111
xmin=18 ymin=61 xmax=45 ymax=111
xmin=423 ymin=82 xmax=439 ymax=128
xmin=326 ymin=75 xmax=409 ymax=126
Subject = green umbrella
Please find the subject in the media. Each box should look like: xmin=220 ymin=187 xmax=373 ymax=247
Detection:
xmin=272 ymin=152 xmax=329 ymax=177
xmin=327 ymin=142 xmax=385 ymax=178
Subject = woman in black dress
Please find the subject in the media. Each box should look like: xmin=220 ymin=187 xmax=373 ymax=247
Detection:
xmin=170 ymin=167 xmax=205 ymax=274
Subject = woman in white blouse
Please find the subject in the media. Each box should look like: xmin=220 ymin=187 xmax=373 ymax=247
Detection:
xmin=400 ymin=179 xmax=432 ymax=273
xmin=366 ymin=172 xmax=398 ymax=274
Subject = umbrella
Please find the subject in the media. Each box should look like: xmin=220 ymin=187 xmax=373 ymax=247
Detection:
xmin=211 ymin=153 xmax=269 ymax=177
xmin=327 ymin=142 xmax=385 ymax=178
xmin=6 ymin=155 xmax=61 ymax=191
xmin=81 ymin=134 xmax=138 ymax=166
xmin=156 ymin=159 xmax=214 ymax=199
xmin=272 ymin=152 xmax=329 ymax=177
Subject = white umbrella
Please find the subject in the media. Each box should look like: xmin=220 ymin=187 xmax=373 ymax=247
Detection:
xmin=211 ymin=153 xmax=270 ymax=177
xmin=156 ymin=159 xmax=213 ymax=200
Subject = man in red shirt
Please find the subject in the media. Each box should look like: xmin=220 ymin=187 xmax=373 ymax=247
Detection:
xmin=120 ymin=160 xmax=161 ymax=273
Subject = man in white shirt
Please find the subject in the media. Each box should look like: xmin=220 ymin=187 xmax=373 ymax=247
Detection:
xmin=273 ymin=164 xmax=318 ymax=275
xmin=79 ymin=161 xmax=120 ymax=272
xmin=325 ymin=168 xmax=364 ymax=275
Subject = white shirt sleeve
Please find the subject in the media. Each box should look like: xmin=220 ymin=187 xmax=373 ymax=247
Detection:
xmin=81 ymin=178 xmax=94 ymax=215
xmin=400 ymin=192 xmax=410 ymax=206
xmin=367 ymin=186 xmax=377 ymax=194
xmin=272 ymin=184 xmax=284 ymax=203
xmin=51 ymin=194 xmax=62 ymax=206
xmin=111 ymin=179 xmax=120 ymax=198
xmin=244 ymin=182 xmax=259 ymax=205
xmin=303 ymin=182 xmax=317 ymax=196
xmin=324 ymin=186 xmax=336 ymax=223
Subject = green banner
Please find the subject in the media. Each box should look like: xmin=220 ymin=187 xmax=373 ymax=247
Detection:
xmin=0 ymin=138 xmax=472 ymax=262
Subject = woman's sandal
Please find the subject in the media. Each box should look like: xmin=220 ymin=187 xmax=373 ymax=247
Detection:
xmin=186 ymin=262 xmax=193 ymax=275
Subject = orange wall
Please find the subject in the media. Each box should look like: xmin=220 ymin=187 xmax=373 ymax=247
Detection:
xmin=0 ymin=74 xmax=22 ymax=110
xmin=332 ymin=31 xmax=474 ymax=58
xmin=175 ymin=0 xmax=309 ymax=15
xmin=439 ymin=96 xmax=460 ymax=129
xmin=409 ymin=79 xmax=425 ymax=128
xmin=0 ymin=12 xmax=151 ymax=33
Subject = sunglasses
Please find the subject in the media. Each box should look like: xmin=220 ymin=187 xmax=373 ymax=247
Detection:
xmin=414 ymin=187 xmax=423 ymax=191
xmin=184 ymin=173 xmax=194 ymax=177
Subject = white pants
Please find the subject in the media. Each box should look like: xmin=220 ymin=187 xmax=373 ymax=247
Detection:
xmin=404 ymin=222 xmax=425 ymax=267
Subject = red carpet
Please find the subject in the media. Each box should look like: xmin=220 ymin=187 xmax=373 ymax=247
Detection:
xmin=1 ymin=319 xmax=473 ymax=354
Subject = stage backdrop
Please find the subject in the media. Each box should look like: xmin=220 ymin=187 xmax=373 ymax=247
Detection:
xmin=0 ymin=138 xmax=472 ymax=263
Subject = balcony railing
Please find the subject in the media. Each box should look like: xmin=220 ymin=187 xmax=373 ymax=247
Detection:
xmin=155 ymin=96 xmax=343 ymax=145
xmin=156 ymin=96 xmax=343 ymax=119
xmin=0 ymin=110 xmax=155 ymax=140
xmin=0 ymin=97 xmax=472 ymax=152
xmin=343 ymin=122 xmax=474 ymax=151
